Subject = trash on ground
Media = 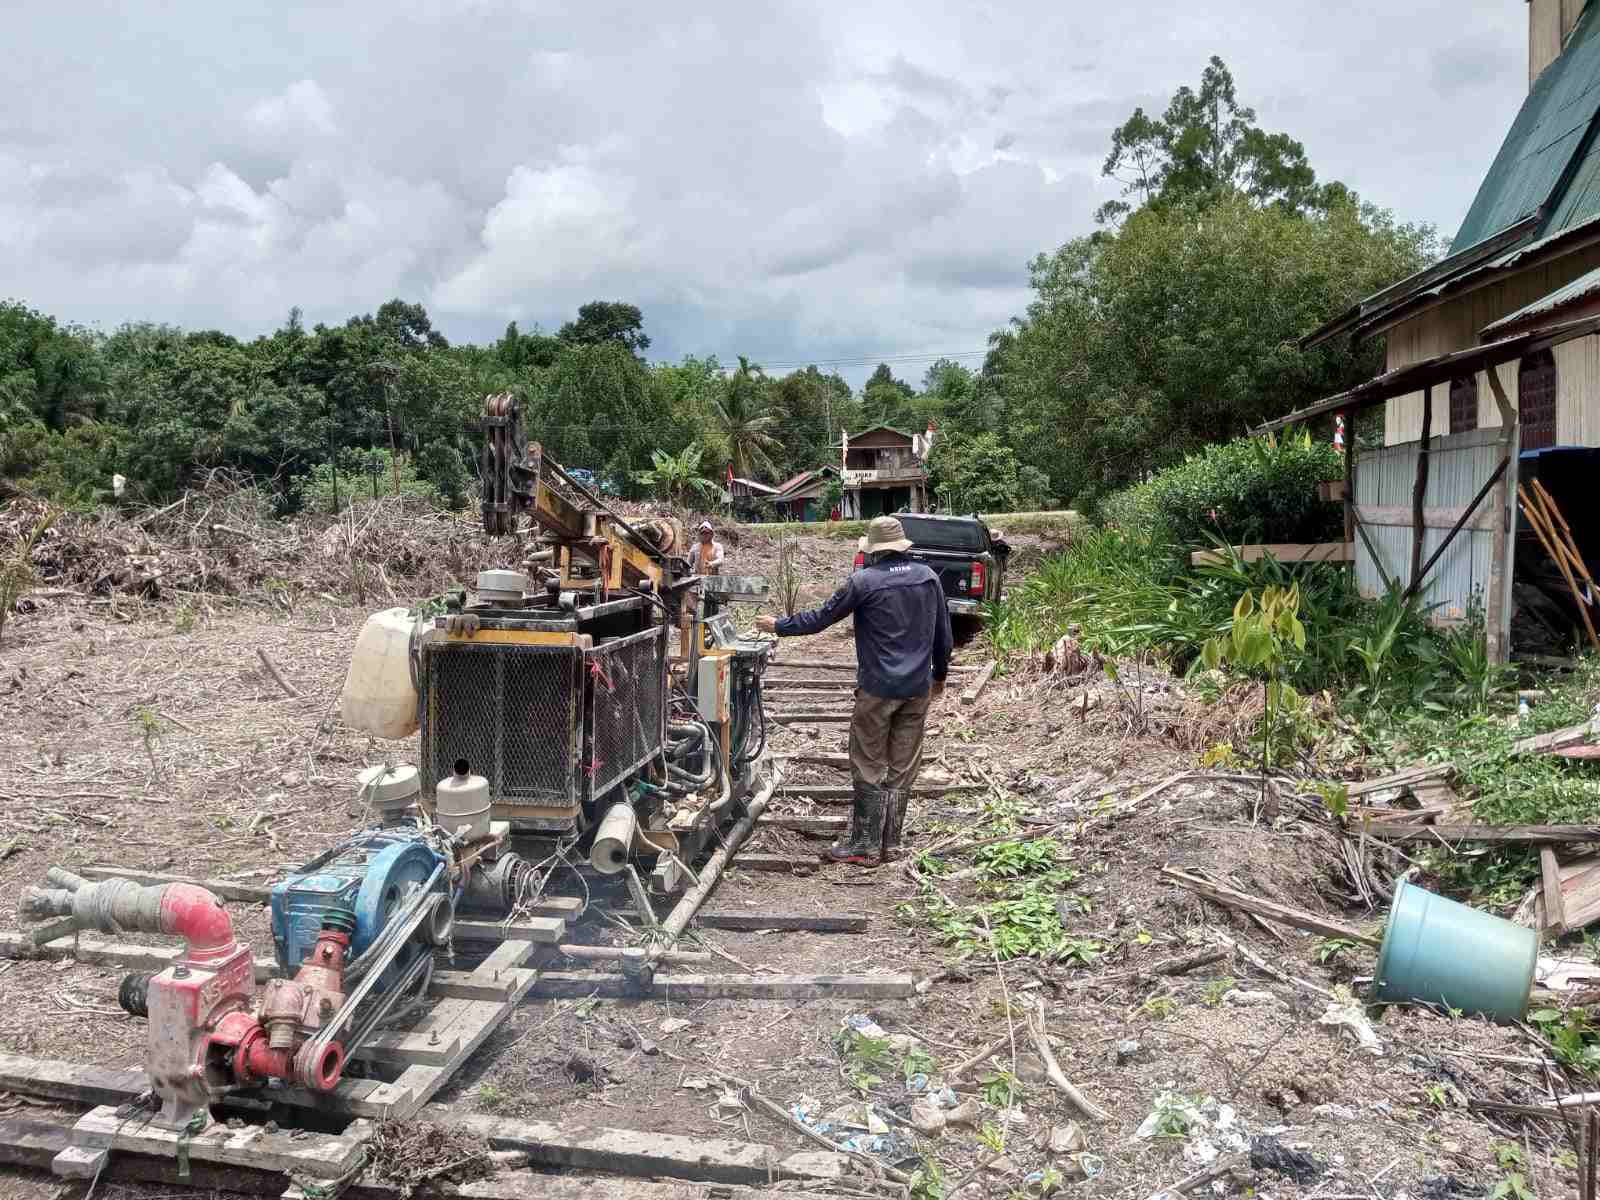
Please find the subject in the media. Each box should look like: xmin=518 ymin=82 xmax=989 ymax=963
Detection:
xmin=1317 ymin=999 xmax=1384 ymax=1056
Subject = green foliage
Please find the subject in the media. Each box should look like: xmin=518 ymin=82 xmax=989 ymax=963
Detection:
xmin=928 ymin=431 xmax=1049 ymax=514
xmin=1145 ymin=1091 xmax=1202 ymax=1138
xmin=1199 ymin=978 xmax=1235 ymax=1007
xmin=973 ymin=838 xmax=1062 ymax=878
xmin=1314 ymin=938 xmax=1358 ymax=964
xmin=0 ymin=506 xmax=59 ymax=645
xmin=633 ymin=443 xmax=727 ymax=507
xmin=301 ymin=449 xmax=446 ymax=513
xmin=909 ymin=1159 xmax=946 ymax=1200
xmin=980 ymin=1070 xmax=1021 ymax=1107
xmin=1201 ymin=584 xmax=1308 ymax=776
xmin=1528 ymin=1007 xmax=1600 ymax=1072
xmin=1101 ymin=430 xmax=1343 ymax=549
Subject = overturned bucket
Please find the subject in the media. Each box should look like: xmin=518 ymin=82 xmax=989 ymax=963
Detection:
xmin=1370 ymin=880 xmax=1537 ymax=1023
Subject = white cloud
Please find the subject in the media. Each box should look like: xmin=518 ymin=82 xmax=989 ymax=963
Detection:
xmin=247 ymin=80 xmax=338 ymax=140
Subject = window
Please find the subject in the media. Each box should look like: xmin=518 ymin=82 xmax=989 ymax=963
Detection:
xmin=1449 ymin=375 xmax=1478 ymax=433
xmin=1518 ymin=350 xmax=1558 ymax=450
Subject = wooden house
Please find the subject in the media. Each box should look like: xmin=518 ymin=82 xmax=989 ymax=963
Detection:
xmin=1270 ymin=0 xmax=1600 ymax=661
xmin=766 ymin=466 xmax=840 ymax=522
xmin=839 ymin=425 xmax=932 ymax=518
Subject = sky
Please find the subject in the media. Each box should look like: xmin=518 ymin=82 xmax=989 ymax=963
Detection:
xmin=0 ymin=0 xmax=1528 ymax=385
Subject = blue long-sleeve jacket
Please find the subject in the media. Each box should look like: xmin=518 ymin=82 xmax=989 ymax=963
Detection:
xmin=774 ymin=554 xmax=953 ymax=699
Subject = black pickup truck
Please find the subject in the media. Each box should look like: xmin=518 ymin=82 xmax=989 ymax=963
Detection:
xmin=854 ymin=512 xmax=1010 ymax=623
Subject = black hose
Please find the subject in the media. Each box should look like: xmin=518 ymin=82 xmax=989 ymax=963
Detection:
xmin=119 ymin=971 xmax=154 ymax=1017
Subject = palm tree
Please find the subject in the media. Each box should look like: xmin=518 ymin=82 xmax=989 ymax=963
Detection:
xmin=713 ymin=357 xmax=781 ymax=480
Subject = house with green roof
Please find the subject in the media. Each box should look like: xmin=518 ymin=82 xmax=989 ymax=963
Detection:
xmin=1304 ymin=0 xmax=1600 ymax=449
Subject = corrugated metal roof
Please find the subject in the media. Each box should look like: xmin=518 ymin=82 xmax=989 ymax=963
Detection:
xmin=1482 ymin=262 xmax=1600 ymax=333
xmin=1451 ymin=1 xmax=1600 ymax=254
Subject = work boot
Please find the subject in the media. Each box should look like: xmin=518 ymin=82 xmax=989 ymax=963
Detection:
xmin=880 ymin=789 xmax=910 ymax=858
xmin=825 ymin=783 xmax=884 ymax=866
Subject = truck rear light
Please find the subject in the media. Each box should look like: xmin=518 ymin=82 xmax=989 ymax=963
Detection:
xmin=969 ymin=562 xmax=986 ymax=596
xmin=853 ymin=551 xmax=865 ymax=569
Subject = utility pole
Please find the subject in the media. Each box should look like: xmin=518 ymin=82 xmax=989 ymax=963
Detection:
xmin=374 ymin=358 xmax=402 ymax=496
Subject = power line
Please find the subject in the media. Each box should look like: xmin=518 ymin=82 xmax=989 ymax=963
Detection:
xmin=735 ymin=349 xmax=991 ymax=370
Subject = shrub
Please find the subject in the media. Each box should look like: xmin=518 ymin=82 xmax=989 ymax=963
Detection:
xmin=1101 ymin=430 xmax=1342 ymax=548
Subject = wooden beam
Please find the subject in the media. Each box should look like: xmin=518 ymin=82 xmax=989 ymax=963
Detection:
xmin=1355 ymin=504 xmax=1497 ymax=532
xmin=774 ymin=783 xmax=980 ymax=799
xmin=429 ymin=1111 xmax=847 ymax=1188
xmin=961 ymin=660 xmax=998 ymax=704
xmin=529 ymin=972 xmax=916 ymax=1000
xmin=1543 ymin=847 xmax=1569 ymax=936
xmin=1160 ymin=867 xmax=1382 ymax=947
xmin=1485 ymin=366 xmax=1519 ymax=665
xmin=1410 ymin=386 xmax=1433 ymax=590
xmin=0 ymin=1054 xmax=146 ymax=1108
xmin=1343 ymin=411 xmax=1356 ymax=549
xmin=1512 ymin=717 xmax=1600 ymax=756
xmin=1365 ymin=823 xmax=1600 ymax=845
xmin=730 ymin=853 xmax=818 ymax=874
xmin=694 ymin=912 xmax=867 ymax=933
xmin=769 ymin=713 xmax=853 ymax=724
xmin=1189 ymin=542 xmax=1353 ymax=567
xmin=756 ymin=815 xmax=848 ymax=834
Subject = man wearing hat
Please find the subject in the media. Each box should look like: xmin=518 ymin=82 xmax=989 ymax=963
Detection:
xmin=695 ymin=521 xmax=725 ymax=576
xmin=756 ymin=515 xmax=952 ymax=865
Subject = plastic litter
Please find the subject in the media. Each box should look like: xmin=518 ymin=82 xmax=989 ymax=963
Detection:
xmin=1317 ymin=999 xmax=1384 ymax=1056
xmin=1251 ymin=1134 xmax=1322 ymax=1184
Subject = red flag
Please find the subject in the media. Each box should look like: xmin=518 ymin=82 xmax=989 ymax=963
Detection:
xmin=726 ymin=462 xmax=734 ymax=485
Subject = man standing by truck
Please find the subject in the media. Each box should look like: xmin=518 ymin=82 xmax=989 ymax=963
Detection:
xmin=756 ymin=515 xmax=952 ymax=865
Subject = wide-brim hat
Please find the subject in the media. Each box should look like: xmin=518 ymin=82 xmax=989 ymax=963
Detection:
xmin=864 ymin=515 xmax=912 ymax=554
xmin=698 ymin=521 xmax=714 ymax=532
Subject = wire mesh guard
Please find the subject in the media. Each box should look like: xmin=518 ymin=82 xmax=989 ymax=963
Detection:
xmin=419 ymin=640 xmax=583 ymax=807
xmin=582 ymin=626 xmax=667 ymax=802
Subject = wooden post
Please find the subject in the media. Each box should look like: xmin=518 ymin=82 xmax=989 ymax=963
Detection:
xmin=1410 ymin=387 xmax=1433 ymax=592
xmin=1485 ymin=368 xmax=1520 ymax=664
xmin=1343 ymin=408 xmax=1356 ymax=548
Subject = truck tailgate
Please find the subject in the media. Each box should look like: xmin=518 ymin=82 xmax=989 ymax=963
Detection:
xmin=906 ymin=550 xmax=974 ymax=598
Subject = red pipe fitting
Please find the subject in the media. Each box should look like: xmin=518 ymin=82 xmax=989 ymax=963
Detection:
xmin=157 ymin=883 xmax=238 ymax=961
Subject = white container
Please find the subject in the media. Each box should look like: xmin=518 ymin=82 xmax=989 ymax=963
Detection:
xmin=340 ymin=608 xmax=420 ymax=739
xmin=436 ymin=761 xmax=492 ymax=842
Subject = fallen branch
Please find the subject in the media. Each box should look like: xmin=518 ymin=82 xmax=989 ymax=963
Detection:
xmin=1214 ymin=932 xmax=1334 ymax=1001
xmin=726 ymin=1074 xmax=910 ymax=1189
xmin=255 ymin=649 xmax=300 ymax=698
xmin=1162 ymin=866 xmax=1381 ymax=947
xmin=1024 ymin=998 xmax=1109 ymax=1122
xmin=1146 ymin=1154 xmax=1246 ymax=1200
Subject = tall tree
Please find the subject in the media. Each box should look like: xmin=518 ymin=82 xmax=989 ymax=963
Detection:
xmin=1096 ymin=57 xmax=1322 ymax=225
xmin=712 ymin=356 xmax=781 ymax=479
xmin=557 ymin=301 xmax=651 ymax=353
xmin=859 ymin=363 xmax=916 ymax=430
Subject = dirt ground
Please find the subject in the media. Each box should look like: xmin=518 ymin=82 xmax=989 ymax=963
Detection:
xmin=0 ymin=521 xmax=1588 ymax=1200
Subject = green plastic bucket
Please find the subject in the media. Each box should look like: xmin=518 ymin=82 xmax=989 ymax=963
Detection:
xmin=1370 ymin=880 xmax=1538 ymax=1023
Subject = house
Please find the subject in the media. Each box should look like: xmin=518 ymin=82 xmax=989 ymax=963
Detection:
xmin=728 ymin=476 xmax=779 ymax=521
xmin=839 ymin=424 xmax=934 ymax=518
xmin=765 ymin=465 xmax=840 ymax=522
xmin=1304 ymin=0 xmax=1600 ymax=451
xmin=1268 ymin=0 xmax=1600 ymax=661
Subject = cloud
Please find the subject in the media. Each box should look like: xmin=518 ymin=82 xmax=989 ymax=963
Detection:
xmin=0 ymin=0 xmax=1529 ymax=377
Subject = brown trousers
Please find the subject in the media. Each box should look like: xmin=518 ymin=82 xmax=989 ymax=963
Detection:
xmin=848 ymin=689 xmax=931 ymax=791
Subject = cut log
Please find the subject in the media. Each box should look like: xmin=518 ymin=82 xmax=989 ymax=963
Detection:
xmin=1365 ymin=824 xmax=1600 ymax=846
xmin=961 ymin=661 xmax=998 ymax=705
xmin=1161 ymin=867 xmax=1381 ymax=947
xmin=0 ymin=1054 xmax=146 ymax=1108
xmin=730 ymin=853 xmax=818 ymax=874
xmin=255 ymin=648 xmax=301 ymax=698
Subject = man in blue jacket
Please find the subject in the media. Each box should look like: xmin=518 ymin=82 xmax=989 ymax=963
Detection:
xmin=756 ymin=515 xmax=953 ymax=865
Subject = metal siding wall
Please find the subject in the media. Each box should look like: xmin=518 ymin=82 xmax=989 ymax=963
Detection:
xmin=1354 ymin=429 xmax=1504 ymax=623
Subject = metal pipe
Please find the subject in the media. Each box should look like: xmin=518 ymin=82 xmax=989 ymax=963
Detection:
xmin=21 ymin=877 xmax=237 ymax=962
xmin=634 ymin=758 xmax=782 ymax=986
xmin=590 ymin=802 xmax=639 ymax=876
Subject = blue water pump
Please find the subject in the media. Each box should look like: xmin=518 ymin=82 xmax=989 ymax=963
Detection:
xmin=270 ymin=830 xmax=448 ymax=988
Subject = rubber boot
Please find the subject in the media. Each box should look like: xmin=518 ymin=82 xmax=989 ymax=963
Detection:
xmin=880 ymin=789 xmax=910 ymax=859
xmin=825 ymin=783 xmax=884 ymax=866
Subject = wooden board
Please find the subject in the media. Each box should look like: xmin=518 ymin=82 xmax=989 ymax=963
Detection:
xmin=529 ymin=972 xmax=915 ymax=1000
xmin=1364 ymin=823 xmax=1600 ymax=846
xmin=452 ymin=917 xmax=567 ymax=944
xmin=71 ymin=1104 xmax=368 ymax=1179
xmin=1161 ymin=868 xmax=1382 ymax=948
xmin=728 ymin=853 xmax=818 ymax=874
xmin=755 ymin=815 xmax=848 ymax=834
xmin=0 ymin=930 xmax=279 ymax=981
xmin=1512 ymin=718 xmax=1600 ymax=757
xmin=0 ymin=1054 xmax=146 ymax=1108
xmin=695 ymin=912 xmax=867 ymax=933
xmin=773 ymin=784 xmax=979 ymax=799
xmin=1354 ymin=504 xmax=1497 ymax=532
xmin=1189 ymin=541 xmax=1353 ymax=567
xmin=961 ymin=660 xmax=998 ymax=704
xmin=1542 ymin=847 xmax=1569 ymax=936
xmin=432 ymin=1111 xmax=848 ymax=1187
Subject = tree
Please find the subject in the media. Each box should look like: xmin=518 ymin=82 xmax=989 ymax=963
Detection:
xmin=989 ymin=192 xmax=1437 ymax=504
xmin=712 ymin=356 xmax=781 ymax=480
xmin=927 ymin=431 xmax=1034 ymax=513
xmin=767 ymin=366 xmax=853 ymax=477
xmin=557 ymin=301 xmax=651 ymax=353
xmin=860 ymin=363 xmax=916 ymax=430
xmin=632 ymin=443 xmax=726 ymax=507
xmin=1096 ymin=57 xmax=1322 ymax=225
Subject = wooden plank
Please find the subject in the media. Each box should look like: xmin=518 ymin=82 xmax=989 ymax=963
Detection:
xmin=1189 ymin=541 xmax=1352 ymax=567
xmin=1161 ymin=868 xmax=1382 ymax=948
xmin=1512 ymin=718 xmax=1600 ymax=756
xmin=729 ymin=853 xmax=817 ymax=874
xmin=961 ymin=660 xmax=998 ymax=704
xmin=769 ymin=714 xmax=854 ymax=724
xmin=1354 ymin=505 xmax=1497 ymax=531
xmin=695 ymin=912 xmax=866 ymax=933
xmin=76 ymin=864 xmax=273 ymax=904
xmin=72 ymin=1104 xmax=368 ymax=1179
xmin=1366 ymin=824 xmax=1600 ymax=846
xmin=352 ymin=999 xmax=474 ymax=1066
xmin=0 ymin=930 xmax=280 ymax=982
xmin=429 ymin=1110 xmax=849 ymax=1187
xmin=529 ymin=972 xmax=915 ymax=1000
xmin=452 ymin=917 xmax=566 ymax=944
xmin=773 ymin=784 xmax=979 ymax=799
xmin=756 ymin=815 xmax=848 ymax=834
xmin=0 ymin=1054 xmax=146 ymax=1108
xmin=1543 ymin=847 xmax=1569 ymax=936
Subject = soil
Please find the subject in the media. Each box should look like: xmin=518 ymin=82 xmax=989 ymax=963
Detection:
xmin=0 ymin=515 xmax=1588 ymax=1200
